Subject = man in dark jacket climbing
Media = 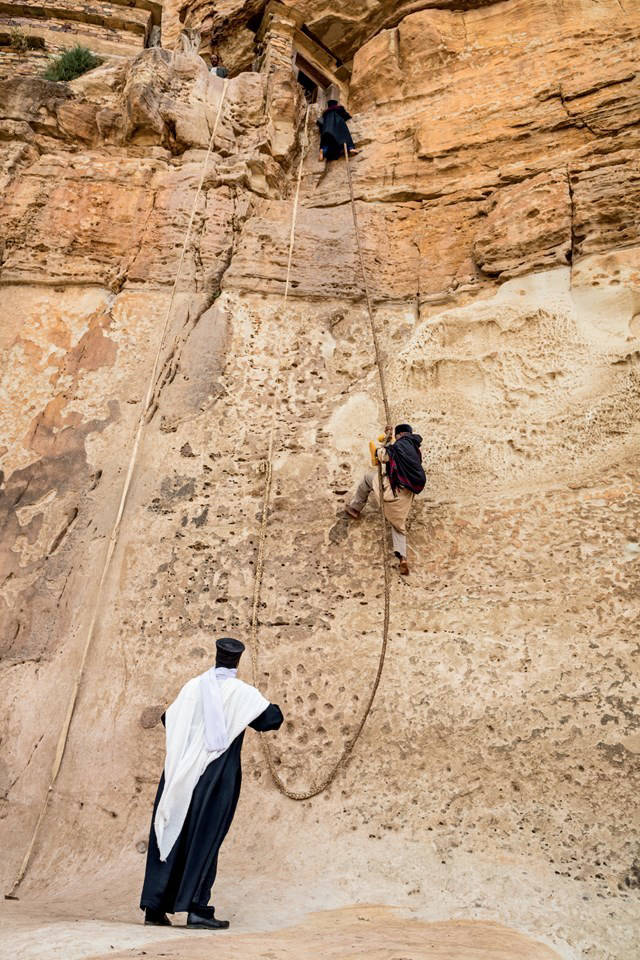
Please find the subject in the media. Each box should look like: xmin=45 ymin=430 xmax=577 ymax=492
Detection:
xmin=317 ymin=99 xmax=357 ymax=161
xmin=346 ymin=424 xmax=426 ymax=575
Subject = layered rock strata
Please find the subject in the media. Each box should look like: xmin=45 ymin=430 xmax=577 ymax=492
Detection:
xmin=0 ymin=3 xmax=639 ymax=959
xmin=0 ymin=0 xmax=161 ymax=82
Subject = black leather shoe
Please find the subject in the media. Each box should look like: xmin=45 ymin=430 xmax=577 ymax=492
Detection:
xmin=187 ymin=911 xmax=229 ymax=930
xmin=144 ymin=909 xmax=172 ymax=926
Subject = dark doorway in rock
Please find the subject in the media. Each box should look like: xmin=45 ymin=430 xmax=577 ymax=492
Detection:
xmin=294 ymin=53 xmax=332 ymax=104
xmin=297 ymin=68 xmax=318 ymax=102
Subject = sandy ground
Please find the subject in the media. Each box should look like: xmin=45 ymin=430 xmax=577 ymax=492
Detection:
xmin=0 ymin=901 xmax=564 ymax=960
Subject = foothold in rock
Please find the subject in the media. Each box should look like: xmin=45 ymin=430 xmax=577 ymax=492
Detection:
xmin=328 ymin=518 xmax=349 ymax=544
xmin=192 ymin=506 xmax=209 ymax=527
xmin=139 ymin=705 xmax=164 ymax=729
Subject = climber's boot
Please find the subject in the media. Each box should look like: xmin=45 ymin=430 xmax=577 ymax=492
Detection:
xmin=187 ymin=908 xmax=229 ymax=930
xmin=144 ymin=908 xmax=172 ymax=926
xmin=345 ymin=506 xmax=361 ymax=520
xmin=398 ymin=559 xmax=410 ymax=576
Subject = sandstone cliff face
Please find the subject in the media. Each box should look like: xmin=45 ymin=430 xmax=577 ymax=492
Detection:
xmin=0 ymin=0 xmax=161 ymax=80
xmin=1 ymin=3 xmax=639 ymax=959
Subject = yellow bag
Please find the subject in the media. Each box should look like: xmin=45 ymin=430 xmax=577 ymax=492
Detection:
xmin=369 ymin=434 xmax=387 ymax=467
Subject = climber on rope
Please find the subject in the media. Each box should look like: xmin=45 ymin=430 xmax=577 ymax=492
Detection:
xmin=139 ymin=637 xmax=283 ymax=930
xmin=345 ymin=424 xmax=426 ymax=576
xmin=317 ymin=99 xmax=358 ymax=162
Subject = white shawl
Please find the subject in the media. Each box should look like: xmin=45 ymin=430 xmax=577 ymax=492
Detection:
xmin=154 ymin=670 xmax=269 ymax=861
xmin=201 ymin=666 xmax=234 ymax=752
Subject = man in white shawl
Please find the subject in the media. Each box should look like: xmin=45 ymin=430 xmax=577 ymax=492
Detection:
xmin=140 ymin=637 xmax=283 ymax=929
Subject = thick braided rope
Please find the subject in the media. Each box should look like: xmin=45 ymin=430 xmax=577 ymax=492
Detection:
xmin=248 ymin=106 xmax=311 ymax=794
xmin=5 ymin=80 xmax=229 ymax=899
xmin=248 ymin=129 xmax=392 ymax=801
xmin=343 ymin=145 xmax=391 ymax=424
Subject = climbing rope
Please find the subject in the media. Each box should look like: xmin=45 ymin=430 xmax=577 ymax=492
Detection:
xmin=344 ymin=144 xmax=391 ymax=426
xmin=248 ymin=127 xmax=392 ymax=801
xmin=6 ymin=81 xmax=229 ymax=899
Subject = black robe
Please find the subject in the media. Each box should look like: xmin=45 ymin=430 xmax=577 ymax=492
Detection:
xmin=140 ymin=702 xmax=283 ymax=915
xmin=316 ymin=105 xmax=355 ymax=160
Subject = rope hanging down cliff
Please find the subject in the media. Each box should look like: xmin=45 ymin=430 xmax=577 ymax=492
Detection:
xmin=248 ymin=127 xmax=393 ymax=802
xmin=6 ymin=80 xmax=230 ymax=899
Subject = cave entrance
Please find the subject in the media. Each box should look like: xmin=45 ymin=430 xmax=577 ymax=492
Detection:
xmin=295 ymin=53 xmax=334 ymax=104
xmin=296 ymin=68 xmax=319 ymax=103
xmin=255 ymin=2 xmax=351 ymax=105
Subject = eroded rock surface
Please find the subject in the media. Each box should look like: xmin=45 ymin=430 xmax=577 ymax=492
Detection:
xmin=0 ymin=4 xmax=639 ymax=960
xmin=0 ymin=0 xmax=162 ymax=78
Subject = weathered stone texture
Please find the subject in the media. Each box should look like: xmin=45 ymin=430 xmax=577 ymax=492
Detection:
xmin=0 ymin=0 xmax=161 ymax=76
xmin=0 ymin=3 xmax=639 ymax=960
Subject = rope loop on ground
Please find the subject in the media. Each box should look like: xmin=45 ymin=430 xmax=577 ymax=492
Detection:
xmin=6 ymin=80 xmax=230 ymax=899
xmin=248 ymin=126 xmax=392 ymax=801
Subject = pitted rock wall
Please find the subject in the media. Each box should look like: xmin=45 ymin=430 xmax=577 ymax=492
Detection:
xmin=0 ymin=3 xmax=639 ymax=959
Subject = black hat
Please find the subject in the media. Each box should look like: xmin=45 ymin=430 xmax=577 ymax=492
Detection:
xmin=215 ymin=637 xmax=245 ymax=667
xmin=327 ymin=98 xmax=338 ymax=106
xmin=395 ymin=423 xmax=413 ymax=436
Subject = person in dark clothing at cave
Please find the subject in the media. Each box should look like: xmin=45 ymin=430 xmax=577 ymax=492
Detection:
xmin=140 ymin=637 xmax=283 ymax=930
xmin=317 ymin=99 xmax=358 ymax=161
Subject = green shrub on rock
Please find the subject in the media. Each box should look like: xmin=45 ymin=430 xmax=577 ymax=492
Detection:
xmin=10 ymin=28 xmax=30 ymax=52
xmin=44 ymin=45 xmax=102 ymax=82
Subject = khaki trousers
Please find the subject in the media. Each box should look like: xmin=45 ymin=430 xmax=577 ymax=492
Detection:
xmin=349 ymin=469 xmax=408 ymax=559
